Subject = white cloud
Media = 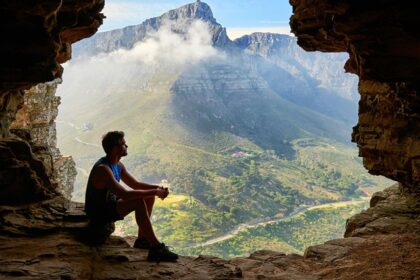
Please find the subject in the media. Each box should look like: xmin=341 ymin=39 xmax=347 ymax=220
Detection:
xmin=111 ymin=20 xmax=220 ymax=67
xmin=226 ymin=26 xmax=293 ymax=40
xmin=60 ymin=20 xmax=221 ymax=98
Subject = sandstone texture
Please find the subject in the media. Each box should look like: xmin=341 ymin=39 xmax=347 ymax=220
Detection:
xmin=0 ymin=0 xmax=104 ymax=138
xmin=0 ymin=136 xmax=55 ymax=205
xmin=0 ymin=0 xmax=105 ymax=94
xmin=289 ymin=0 xmax=420 ymax=83
xmin=0 ymin=0 xmax=101 ymax=205
xmin=0 ymin=0 xmax=97 ymax=205
xmin=290 ymin=0 xmax=420 ymax=190
xmin=10 ymin=80 xmax=77 ymax=202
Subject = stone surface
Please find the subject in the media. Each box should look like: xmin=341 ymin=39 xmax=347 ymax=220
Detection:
xmin=0 ymin=0 xmax=105 ymax=94
xmin=290 ymin=0 xmax=420 ymax=190
xmin=345 ymin=184 xmax=420 ymax=237
xmin=353 ymin=81 xmax=420 ymax=188
xmin=0 ymin=136 xmax=56 ymax=205
xmin=0 ymin=0 xmax=101 ymax=206
xmin=289 ymin=0 xmax=420 ymax=83
xmin=1 ymin=185 xmax=419 ymax=279
xmin=11 ymin=81 xmax=61 ymax=154
xmin=10 ymin=80 xmax=77 ymax=202
xmin=0 ymin=90 xmax=24 ymax=138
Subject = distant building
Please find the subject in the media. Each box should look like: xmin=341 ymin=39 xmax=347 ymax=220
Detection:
xmin=231 ymin=151 xmax=251 ymax=158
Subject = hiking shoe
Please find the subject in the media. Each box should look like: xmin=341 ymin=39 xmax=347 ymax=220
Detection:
xmin=133 ymin=237 xmax=151 ymax=249
xmin=147 ymin=243 xmax=178 ymax=262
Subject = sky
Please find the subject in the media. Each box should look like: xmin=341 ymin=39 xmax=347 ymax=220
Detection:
xmin=100 ymin=0 xmax=293 ymax=38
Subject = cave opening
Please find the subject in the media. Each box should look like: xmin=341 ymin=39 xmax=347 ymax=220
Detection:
xmin=50 ymin=0 xmax=393 ymax=259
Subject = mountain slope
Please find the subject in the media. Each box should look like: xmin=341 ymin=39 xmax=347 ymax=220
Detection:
xmin=234 ymin=32 xmax=359 ymax=102
xmin=72 ymin=1 xmax=234 ymax=58
xmin=171 ymin=61 xmax=351 ymax=157
xmin=57 ymin=1 xmax=391 ymax=254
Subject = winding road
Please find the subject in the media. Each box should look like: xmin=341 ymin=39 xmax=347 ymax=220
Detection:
xmin=189 ymin=199 xmax=368 ymax=248
xmin=59 ymin=120 xmax=101 ymax=148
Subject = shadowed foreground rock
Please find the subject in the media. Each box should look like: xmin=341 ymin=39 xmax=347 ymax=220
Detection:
xmin=1 ymin=184 xmax=419 ymax=279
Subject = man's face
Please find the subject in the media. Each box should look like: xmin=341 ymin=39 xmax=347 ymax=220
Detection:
xmin=115 ymin=137 xmax=128 ymax=157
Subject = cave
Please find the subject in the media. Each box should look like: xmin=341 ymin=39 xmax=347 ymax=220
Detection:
xmin=0 ymin=0 xmax=419 ymax=278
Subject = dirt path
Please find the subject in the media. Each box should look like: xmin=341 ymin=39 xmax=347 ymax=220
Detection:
xmin=189 ymin=199 xmax=368 ymax=248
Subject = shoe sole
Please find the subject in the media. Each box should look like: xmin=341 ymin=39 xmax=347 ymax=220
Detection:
xmin=147 ymin=256 xmax=178 ymax=262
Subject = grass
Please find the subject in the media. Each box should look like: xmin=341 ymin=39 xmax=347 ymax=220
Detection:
xmin=56 ymin=69 xmax=393 ymax=258
xmin=174 ymin=200 xmax=368 ymax=259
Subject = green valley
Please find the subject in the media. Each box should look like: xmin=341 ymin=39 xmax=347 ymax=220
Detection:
xmin=56 ymin=1 xmax=392 ymax=259
xmin=177 ymin=201 xmax=368 ymax=258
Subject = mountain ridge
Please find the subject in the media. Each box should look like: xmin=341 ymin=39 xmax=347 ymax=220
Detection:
xmin=72 ymin=1 xmax=233 ymax=57
xmin=56 ymin=1 xmax=390 ymax=257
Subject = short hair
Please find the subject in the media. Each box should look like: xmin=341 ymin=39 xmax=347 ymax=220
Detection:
xmin=102 ymin=131 xmax=125 ymax=155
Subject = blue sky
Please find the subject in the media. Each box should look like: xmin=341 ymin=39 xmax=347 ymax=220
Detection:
xmin=100 ymin=0 xmax=293 ymax=38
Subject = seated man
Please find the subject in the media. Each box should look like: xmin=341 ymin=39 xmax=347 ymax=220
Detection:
xmin=84 ymin=131 xmax=178 ymax=262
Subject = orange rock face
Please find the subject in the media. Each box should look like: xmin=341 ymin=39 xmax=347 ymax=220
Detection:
xmin=0 ymin=1 xmax=103 ymax=205
xmin=290 ymin=0 xmax=420 ymax=190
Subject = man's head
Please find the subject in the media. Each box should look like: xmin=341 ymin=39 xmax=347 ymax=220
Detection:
xmin=102 ymin=131 xmax=128 ymax=157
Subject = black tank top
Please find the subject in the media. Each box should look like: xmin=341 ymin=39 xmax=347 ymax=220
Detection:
xmin=84 ymin=157 xmax=121 ymax=217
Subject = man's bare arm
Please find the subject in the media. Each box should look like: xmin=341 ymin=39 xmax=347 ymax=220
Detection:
xmin=120 ymin=163 xmax=159 ymax=190
xmin=92 ymin=165 xmax=164 ymax=200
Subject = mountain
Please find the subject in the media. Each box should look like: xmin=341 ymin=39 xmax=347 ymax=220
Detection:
xmin=170 ymin=61 xmax=351 ymax=157
xmin=233 ymin=32 xmax=359 ymax=102
xmin=232 ymin=32 xmax=359 ymax=128
xmin=57 ymin=1 xmax=390 ymax=255
xmin=72 ymin=1 xmax=234 ymax=58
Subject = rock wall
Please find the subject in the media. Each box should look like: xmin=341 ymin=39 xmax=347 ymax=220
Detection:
xmin=353 ymin=81 xmax=420 ymax=188
xmin=0 ymin=0 xmax=105 ymax=95
xmin=0 ymin=0 xmax=104 ymax=205
xmin=290 ymin=0 xmax=420 ymax=190
xmin=10 ymin=80 xmax=77 ymax=202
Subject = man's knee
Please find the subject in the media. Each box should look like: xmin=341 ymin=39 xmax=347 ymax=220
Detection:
xmin=117 ymin=198 xmax=146 ymax=216
xmin=145 ymin=196 xmax=155 ymax=204
xmin=136 ymin=198 xmax=148 ymax=210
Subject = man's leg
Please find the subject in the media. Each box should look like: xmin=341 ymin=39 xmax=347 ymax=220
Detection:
xmin=116 ymin=198 xmax=160 ymax=246
xmin=137 ymin=197 xmax=155 ymax=238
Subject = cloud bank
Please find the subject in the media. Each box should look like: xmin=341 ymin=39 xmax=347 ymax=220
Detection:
xmin=59 ymin=20 xmax=221 ymax=99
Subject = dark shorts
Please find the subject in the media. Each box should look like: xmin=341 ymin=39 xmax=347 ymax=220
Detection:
xmin=87 ymin=199 xmax=123 ymax=223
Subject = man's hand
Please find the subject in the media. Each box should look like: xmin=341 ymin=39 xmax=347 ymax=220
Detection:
xmin=156 ymin=186 xmax=169 ymax=200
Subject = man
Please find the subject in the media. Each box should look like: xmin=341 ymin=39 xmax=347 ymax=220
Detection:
xmin=85 ymin=131 xmax=178 ymax=262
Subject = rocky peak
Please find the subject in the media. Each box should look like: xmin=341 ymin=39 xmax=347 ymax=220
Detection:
xmin=164 ymin=0 xmax=216 ymax=24
xmin=232 ymin=32 xmax=359 ymax=102
xmin=234 ymin=32 xmax=295 ymax=57
xmin=235 ymin=33 xmax=293 ymax=49
xmin=73 ymin=1 xmax=233 ymax=57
